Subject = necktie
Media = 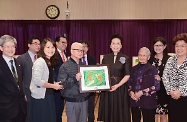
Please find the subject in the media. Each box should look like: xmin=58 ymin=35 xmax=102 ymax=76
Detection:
xmin=34 ymin=55 xmax=37 ymax=62
xmin=82 ymin=56 xmax=86 ymax=65
xmin=61 ymin=52 xmax=66 ymax=62
xmin=10 ymin=60 xmax=18 ymax=84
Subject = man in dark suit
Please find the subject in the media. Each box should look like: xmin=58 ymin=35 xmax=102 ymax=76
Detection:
xmin=79 ymin=40 xmax=96 ymax=122
xmin=17 ymin=37 xmax=40 ymax=122
xmin=0 ymin=35 xmax=26 ymax=122
xmin=54 ymin=35 xmax=68 ymax=122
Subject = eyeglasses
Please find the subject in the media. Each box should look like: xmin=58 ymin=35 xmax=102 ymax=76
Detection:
xmin=72 ymin=49 xmax=83 ymax=53
xmin=175 ymin=45 xmax=187 ymax=48
xmin=61 ymin=42 xmax=68 ymax=45
xmin=83 ymin=46 xmax=88 ymax=48
xmin=2 ymin=45 xmax=16 ymax=49
xmin=31 ymin=43 xmax=40 ymax=46
xmin=154 ymin=44 xmax=164 ymax=47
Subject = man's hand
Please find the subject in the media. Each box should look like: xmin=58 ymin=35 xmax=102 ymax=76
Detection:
xmin=25 ymin=95 xmax=27 ymax=101
xmin=76 ymin=73 xmax=82 ymax=81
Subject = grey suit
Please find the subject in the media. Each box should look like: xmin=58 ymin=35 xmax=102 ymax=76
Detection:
xmin=17 ymin=52 xmax=33 ymax=122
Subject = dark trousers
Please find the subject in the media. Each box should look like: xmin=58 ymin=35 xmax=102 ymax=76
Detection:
xmin=88 ymin=92 xmax=96 ymax=122
xmin=54 ymin=91 xmax=65 ymax=122
xmin=168 ymin=96 xmax=187 ymax=122
xmin=25 ymin=95 xmax=31 ymax=122
xmin=1 ymin=106 xmax=26 ymax=122
xmin=131 ymin=107 xmax=155 ymax=122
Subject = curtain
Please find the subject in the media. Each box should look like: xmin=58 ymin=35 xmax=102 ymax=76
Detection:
xmin=1 ymin=20 xmax=187 ymax=63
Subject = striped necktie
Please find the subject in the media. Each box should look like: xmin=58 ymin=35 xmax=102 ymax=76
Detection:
xmin=10 ymin=60 xmax=18 ymax=84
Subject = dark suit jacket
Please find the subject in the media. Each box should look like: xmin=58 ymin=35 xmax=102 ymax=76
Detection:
xmin=17 ymin=52 xmax=33 ymax=101
xmin=54 ymin=52 xmax=66 ymax=82
xmin=87 ymin=54 xmax=96 ymax=65
xmin=0 ymin=56 xmax=26 ymax=120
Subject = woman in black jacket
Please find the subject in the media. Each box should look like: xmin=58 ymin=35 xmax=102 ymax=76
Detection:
xmin=149 ymin=37 xmax=170 ymax=122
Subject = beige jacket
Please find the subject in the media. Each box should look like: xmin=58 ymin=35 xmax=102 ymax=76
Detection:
xmin=30 ymin=57 xmax=49 ymax=99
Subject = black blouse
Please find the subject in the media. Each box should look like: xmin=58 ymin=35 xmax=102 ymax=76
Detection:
xmin=46 ymin=65 xmax=54 ymax=94
xmin=149 ymin=55 xmax=170 ymax=77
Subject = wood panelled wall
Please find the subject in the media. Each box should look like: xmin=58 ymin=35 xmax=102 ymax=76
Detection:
xmin=0 ymin=0 xmax=187 ymax=20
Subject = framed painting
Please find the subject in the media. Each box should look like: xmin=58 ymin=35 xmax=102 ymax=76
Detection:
xmin=132 ymin=56 xmax=139 ymax=66
xmin=79 ymin=64 xmax=111 ymax=93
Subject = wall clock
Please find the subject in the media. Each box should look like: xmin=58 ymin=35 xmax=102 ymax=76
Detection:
xmin=46 ymin=5 xmax=60 ymax=19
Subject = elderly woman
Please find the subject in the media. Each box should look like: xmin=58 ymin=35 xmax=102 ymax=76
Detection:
xmin=162 ymin=33 xmax=187 ymax=122
xmin=128 ymin=47 xmax=160 ymax=122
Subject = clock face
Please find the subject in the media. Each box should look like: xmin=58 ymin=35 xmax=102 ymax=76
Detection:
xmin=46 ymin=5 xmax=60 ymax=19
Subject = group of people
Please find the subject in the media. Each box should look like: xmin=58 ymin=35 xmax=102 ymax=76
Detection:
xmin=0 ymin=35 xmax=96 ymax=122
xmin=0 ymin=33 xmax=187 ymax=122
xmin=98 ymin=33 xmax=187 ymax=122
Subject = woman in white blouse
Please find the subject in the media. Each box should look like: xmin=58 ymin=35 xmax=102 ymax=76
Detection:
xmin=162 ymin=33 xmax=187 ymax=122
xmin=30 ymin=38 xmax=63 ymax=122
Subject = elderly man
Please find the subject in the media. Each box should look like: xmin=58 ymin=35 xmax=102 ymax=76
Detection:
xmin=128 ymin=47 xmax=160 ymax=122
xmin=0 ymin=35 xmax=26 ymax=122
xmin=58 ymin=42 xmax=89 ymax=122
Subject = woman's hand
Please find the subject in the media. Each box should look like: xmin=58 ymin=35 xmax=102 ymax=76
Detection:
xmin=155 ymin=75 xmax=161 ymax=81
xmin=109 ymin=84 xmax=120 ymax=92
xmin=53 ymin=82 xmax=63 ymax=90
xmin=135 ymin=91 xmax=143 ymax=99
xmin=170 ymin=90 xmax=181 ymax=100
xmin=130 ymin=91 xmax=138 ymax=101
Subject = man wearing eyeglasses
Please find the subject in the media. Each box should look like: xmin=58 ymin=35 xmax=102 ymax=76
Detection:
xmin=58 ymin=42 xmax=89 ymax=122
xmin=17 ymin=37 xmax=40 ymax=122
xmin=54 ymin=35 xmax=68 ymax=122
xmin=0 ymin=35 xmax=26 ymax=122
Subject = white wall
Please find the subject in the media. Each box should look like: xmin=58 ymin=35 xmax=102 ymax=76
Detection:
xmin=0 ymin=0 xmax=187 ymax=20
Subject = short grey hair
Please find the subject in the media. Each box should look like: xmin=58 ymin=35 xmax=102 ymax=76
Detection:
xmin=139 ymin=47 xmax=151 ymax=56
xmin=71 ymin=42 xmax=83 ymax=50
xmin=0 ymin=35 xmax=17 ymax=46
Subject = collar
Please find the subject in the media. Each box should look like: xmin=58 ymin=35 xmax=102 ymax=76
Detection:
xmin=83 ymin=54 xmax=87 ymax=58
xmin=57 ymin=48 xmax=66 ymax=54
xmin=28 ymin=50 xmax=37 ymax=62
xmin=112 ymin=52 xmax=121 ymax=56
xmin=2 ymin=55 xmax=14 ymax=64
xmin=2 ymin=55 xmax=14 ymax=62
xmin=57 ymin=48 xmax=62 ymax=53
xmin=70 ymin=57 xmax=83 ymax=65
xmin=137 ymin=62 xmax=152 ymax=70
xmin=28 ymin=50 xmax=36 ymax=57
